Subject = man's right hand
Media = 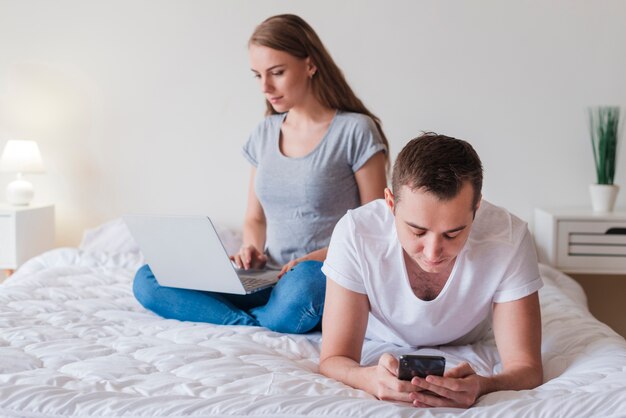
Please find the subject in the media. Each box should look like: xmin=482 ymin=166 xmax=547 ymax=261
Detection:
xmin=230 ymin=244 xmax=267 ymax=270
xmin=368 ymin=353 xmax=422 ymax=404
xmin=320 ymin=281 xmax=423 ymax=403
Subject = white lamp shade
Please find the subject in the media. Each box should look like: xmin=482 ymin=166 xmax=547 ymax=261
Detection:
xmin=0 ymin=140 xmax=45 ymax=173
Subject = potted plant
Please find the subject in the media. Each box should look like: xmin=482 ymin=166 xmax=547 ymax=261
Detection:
xmin=588 ymin=106 xmax=621 ymax=212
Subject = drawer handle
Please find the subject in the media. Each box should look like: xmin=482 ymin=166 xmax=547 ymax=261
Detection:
xmin=606 ymin=228 xmax=626 ymax=235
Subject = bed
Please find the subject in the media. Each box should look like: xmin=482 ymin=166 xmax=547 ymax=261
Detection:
xmin=1 ymin=219 xmax=625 ymax=418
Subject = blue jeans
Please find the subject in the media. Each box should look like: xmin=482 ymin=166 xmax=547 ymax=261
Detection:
xmin=132 ymin=260 xmax=326 ymax=334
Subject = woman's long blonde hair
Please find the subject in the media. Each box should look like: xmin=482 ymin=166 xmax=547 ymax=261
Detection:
xmin=249 ymin=14 xmax=390 ymax=167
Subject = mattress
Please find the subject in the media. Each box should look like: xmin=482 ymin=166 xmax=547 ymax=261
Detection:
xmin=0 ymin=219 xmax=625 ymax=417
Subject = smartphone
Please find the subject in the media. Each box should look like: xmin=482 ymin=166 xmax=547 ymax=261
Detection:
xmin=397 ymin=355 xmax=446 ymax=381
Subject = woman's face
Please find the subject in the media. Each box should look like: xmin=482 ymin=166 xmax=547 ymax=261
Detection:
xmin=249 ymin=44 xmax=316 ymax=113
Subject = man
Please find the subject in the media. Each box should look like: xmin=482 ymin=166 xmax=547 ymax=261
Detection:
xmin=319 ymin=133 xmax=543 ymax=408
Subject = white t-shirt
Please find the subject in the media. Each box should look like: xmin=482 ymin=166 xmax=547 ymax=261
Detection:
xmin=321 ymin=199 xmax=543 ymax=347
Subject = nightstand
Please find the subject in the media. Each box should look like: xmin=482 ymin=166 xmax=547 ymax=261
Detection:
xmin=0 ymin=204 xmax=55 ymax=276
xmin=534 ymin=207 xmax=626 ymax=274
xmin=534 ymin=207 xmax=626 ymax=338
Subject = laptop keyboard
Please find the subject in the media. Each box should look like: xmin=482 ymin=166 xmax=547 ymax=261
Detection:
xmin=240 ymin=276 xmax=274 ymax=290
xmin=234 ymin=267 xmax=279 ymax=291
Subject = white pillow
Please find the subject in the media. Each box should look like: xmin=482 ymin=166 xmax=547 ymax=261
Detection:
xmin=79 ymin=217 xmax=243 ymax=256
xmin=79 ymin=218 xmax=140 ymax=253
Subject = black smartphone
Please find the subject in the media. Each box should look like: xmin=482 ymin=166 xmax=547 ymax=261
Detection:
xmin=397 ymin=355 xmax=446 ymax=381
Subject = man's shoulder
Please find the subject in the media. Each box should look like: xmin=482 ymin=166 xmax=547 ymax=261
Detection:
xmin=344 ymin=199 xmax=393 ymax=238
xmin=470 ymin=200 xmax=529 ymax=246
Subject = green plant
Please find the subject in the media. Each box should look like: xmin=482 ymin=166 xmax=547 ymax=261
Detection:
xmin=589 ymin=106 xmax=621 ymax=185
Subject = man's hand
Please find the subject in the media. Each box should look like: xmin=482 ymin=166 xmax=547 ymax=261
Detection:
xmin=408 ymin=362 xmax=485 ymax=408
xmin=230 ymin=245 xmax=267 ymax=270
xmin=368 ymin=353 xmax=423 ymax=403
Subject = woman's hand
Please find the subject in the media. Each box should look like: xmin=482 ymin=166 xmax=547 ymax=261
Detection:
xmin=278 ymin=259 xmax=300 ymax=279
xmin=230 ymin=244 xmax=267 ymax=270
xmin=277 ymin=247 xmax=328 ymax=279
xmin=408 ymin=362 xmax=485 ymax=408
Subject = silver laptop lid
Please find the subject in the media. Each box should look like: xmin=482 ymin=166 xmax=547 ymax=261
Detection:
xmin=124 ymin=214 xmax=249 ymax=294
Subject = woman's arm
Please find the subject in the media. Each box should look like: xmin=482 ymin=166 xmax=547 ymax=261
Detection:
xmin=278 ymin=247 xmax=327 ymax=277
xmin=354 ymin=151 xmax=387 ymax=205
xmin=319 ymin=279 xmax=419 ymax=402
xmin=232 ymin=168 xmax=268 ymax=269
xmin=278 ymin=152 xmax=387 ymax=276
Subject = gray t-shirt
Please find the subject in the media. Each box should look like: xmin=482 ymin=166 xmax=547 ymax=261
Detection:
xmin=242 ymin=110 xmax=385 ymax=267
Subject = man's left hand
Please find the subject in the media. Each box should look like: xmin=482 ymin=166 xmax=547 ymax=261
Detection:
xmin=409 ymin=362 xmax=485 ymax=408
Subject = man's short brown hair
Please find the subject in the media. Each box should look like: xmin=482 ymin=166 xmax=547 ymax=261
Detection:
xmin=391 ymin=132 xmax=483 ymax=208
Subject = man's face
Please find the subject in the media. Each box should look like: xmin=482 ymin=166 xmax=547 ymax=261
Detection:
xmin=385 ymin=182 xmax=479 ymax=274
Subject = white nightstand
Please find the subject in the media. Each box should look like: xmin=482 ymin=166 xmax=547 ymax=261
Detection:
xmin=534 ymin=207 xmax=626 ymax=274
xmin=0 ymin=204 xmax=55 ymax=275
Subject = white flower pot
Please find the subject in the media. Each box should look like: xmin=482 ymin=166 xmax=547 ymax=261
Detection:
xmin=589 ymin=184 xmax=619 ymax=212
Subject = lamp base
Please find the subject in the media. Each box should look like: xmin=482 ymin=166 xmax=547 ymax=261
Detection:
xmin=6 ymin=178 xmax=34 ymax=205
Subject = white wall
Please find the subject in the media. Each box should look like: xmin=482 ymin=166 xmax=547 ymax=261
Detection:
xmin=0 ymin=0 xmax=625 ymax=246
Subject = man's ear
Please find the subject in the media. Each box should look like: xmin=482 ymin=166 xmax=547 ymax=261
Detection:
xmin=384 ymin=188 xmax=395 ymax=214
xmin=472 ymin=195 xmax=482 ymax=219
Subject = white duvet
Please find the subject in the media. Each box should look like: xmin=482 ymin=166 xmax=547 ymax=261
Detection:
xmin=0 ymin=220 xmax=625 ymax=417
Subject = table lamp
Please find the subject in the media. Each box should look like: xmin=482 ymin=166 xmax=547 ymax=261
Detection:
xmin=0 ymin=139 xmax=46 ymax=205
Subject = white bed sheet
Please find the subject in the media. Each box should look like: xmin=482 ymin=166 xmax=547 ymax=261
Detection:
xmin=0 ymin=220 xmax=625 ymax=417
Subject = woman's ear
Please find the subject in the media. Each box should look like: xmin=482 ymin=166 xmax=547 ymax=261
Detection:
xmin=305 ymin=57 xmax=317 ymax=78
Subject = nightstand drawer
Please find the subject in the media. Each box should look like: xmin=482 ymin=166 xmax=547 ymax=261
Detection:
xmin=557 ymin=220 xmax=626 ymax=271
xmin=535 ymin=208 xmax=626 ymax=274
xmin=0 ymin=215 xmax=15 ymax=265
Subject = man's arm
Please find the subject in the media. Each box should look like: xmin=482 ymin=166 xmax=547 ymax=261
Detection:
xmin=319 ymin=279 xmax=419 ymax=403
xmin=483 ymin=291 xmax=543 ymax=391
xmin=409 ymin=292 xmax=543 ymax=408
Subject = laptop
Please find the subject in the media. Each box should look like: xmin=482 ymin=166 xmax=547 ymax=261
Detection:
xmin=123 ymin=214 xmax=279 ymax=295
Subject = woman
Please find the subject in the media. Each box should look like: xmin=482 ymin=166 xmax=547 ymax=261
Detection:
xmin=133 ymin=14 xmax=388 ymax=333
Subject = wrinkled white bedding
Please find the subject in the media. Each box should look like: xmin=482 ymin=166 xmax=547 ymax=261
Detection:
xmin=0 ymin=220 xmax=625 ymax=417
